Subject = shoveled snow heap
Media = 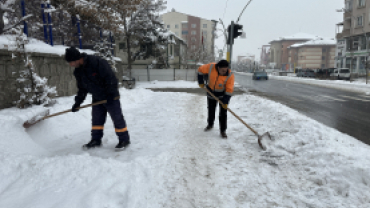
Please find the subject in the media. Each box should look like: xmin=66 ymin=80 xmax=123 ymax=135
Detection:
xmin=0 ymin=80 xmax=369 ymax=208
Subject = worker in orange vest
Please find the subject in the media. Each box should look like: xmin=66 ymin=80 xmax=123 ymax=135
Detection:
xmin=198 ymin=60 xmax=235 ymax=138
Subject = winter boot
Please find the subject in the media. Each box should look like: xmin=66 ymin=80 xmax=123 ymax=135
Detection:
xmin=204 ymin=125 xmax=213 ymax=132
xmin=115 ymin=140 xmax=130 ymax=151
xmin=220 ymin=132 xmax=227 ymax=139
xmin=82 ymin=139 xmax=102 ymax=150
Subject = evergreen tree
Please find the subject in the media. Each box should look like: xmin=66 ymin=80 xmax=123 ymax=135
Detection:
xmin=10 ymin=26 xmax=57 ymax=108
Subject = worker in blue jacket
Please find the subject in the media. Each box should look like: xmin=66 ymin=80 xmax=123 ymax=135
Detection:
xmin=64 ymin=47 xmax=130 ymax=151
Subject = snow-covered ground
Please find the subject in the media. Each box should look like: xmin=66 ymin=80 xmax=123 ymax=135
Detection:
xmin=236 ymin=72 xmax=370 ymax=94
xmin=1 ymin=81 xmax=370 ymax=208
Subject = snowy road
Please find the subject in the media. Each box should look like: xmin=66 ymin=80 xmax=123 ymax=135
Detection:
xmin=0 ymin=81 xmax=370 ymax=208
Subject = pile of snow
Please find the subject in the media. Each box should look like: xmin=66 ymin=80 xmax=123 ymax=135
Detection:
xmin=0 ymin=81 xmax=369 ymax=207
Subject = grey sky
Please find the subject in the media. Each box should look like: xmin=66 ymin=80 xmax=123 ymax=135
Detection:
xmin=165 ymin=0 xmax=343 ymax=61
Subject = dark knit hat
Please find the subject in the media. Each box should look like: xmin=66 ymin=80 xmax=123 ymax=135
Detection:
xmin=216 ymin=59 xmax=229 ymax=68
xmin=65 ymin=47 xmax=81 ymax=62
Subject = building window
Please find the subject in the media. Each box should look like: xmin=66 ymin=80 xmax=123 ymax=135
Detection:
xmin=191 ymin=24 xmax=196 ymax=28
xmin=191 ymin=45 xmax=196 ymax=50
xmin=322 ymin=48 xmax=327 ymax=53
xmin=322 ymin=64 xmax=326 ymax=68
xmin=203 ymin=24 xmax=207 ymax=28
xmin=346 ymin=0 xmax=353 ymax=11
xmin=182 ymin=23 xmax=188 ymax=28
xmin=191 ymin=37 xmax=196 ymax=42
xmin=119 ymin=43 xmax=126 ymax=50
xmin=175 ymin=24 xmax=179 ymax=29
xmin=167 ymin=25 xmax=170 ymax=28
xmin=202 ymin=31 xmax=207 ymax=35
xmin=182 ymin=31 xmax=188 ymax=35
xmin=359 ymin=0 xmax=365 ymax=7
xmin=322 ymin=56 xmax=326 ymax=60
xmin=357 ymin=16 xmax=363 ymax=26
xmin=191 ymin=31 xmax=196 ymax=35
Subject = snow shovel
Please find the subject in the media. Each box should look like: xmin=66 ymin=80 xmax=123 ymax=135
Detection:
xmin=23 ymin=100 xmax=107 ymax=128
xmin=204 ymin=88 xmax=272 ymax=150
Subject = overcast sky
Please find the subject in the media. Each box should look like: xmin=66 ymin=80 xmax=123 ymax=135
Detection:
xmin=164 ymin=0 xmax=343 ymax=61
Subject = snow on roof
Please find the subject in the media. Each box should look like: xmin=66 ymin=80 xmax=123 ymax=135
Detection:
xmin=270 ymin=32 xmax=321 ymax=43
xmin=289 ymin=38 xmax=336 ymax=48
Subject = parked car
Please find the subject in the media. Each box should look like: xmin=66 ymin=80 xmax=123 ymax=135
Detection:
xmin=296 ymin=69 xmax=315 ymax=78
xmin=252 ymin=71 xmax=268 ymax=80
xmin=122 ymin=76 xmax=136 ymax=89
xmin=315 ymin=68 xmax=336 ymax=79
xmin=331 ymin=68 xmax=351 ymax=80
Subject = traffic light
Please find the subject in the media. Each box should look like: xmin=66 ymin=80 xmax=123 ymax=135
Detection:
xmin=233 ymin=24 xmax=243 ymax=39
xmin=227 ymin=24 xmax=243 ymax=45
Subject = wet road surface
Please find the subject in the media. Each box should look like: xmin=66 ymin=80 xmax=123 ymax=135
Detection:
xmin=235 ymin=73 xmax=370 ymax=145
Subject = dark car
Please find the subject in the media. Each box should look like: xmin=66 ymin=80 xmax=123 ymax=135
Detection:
xmin=252 ymin=72 xmax=268 ymax=80
xmin=296 ymin=69 xmax=315 ymax=78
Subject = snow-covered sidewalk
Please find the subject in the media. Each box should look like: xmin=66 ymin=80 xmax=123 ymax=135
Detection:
xmin=1 ymin=81 xmax=370 ymax=208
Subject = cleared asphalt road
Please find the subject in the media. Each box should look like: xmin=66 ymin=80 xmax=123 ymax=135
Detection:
xmin=235 ymin=73 xmax=370 ymax=145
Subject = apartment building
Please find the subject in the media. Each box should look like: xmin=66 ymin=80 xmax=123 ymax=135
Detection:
xmin=160 ymin=9 xmax=217 ymax=62
xmin=336 ymin=0 xmax=370 ymax=74
xmin=269 ymin=33 xmax=320 ymax=71
xmin=288 ymin=38 xmax=336 ymax=69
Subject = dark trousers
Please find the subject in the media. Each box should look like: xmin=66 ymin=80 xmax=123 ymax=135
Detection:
xmin=207 ymin=97 xmax=227 ymax=132
xmin=91 ymin=99 xmax=130 ymax=142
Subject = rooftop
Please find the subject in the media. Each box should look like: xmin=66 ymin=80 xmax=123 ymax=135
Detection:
xmin=270 ymin=32 xmax=321 ymax=43
xmin=289 ymin=38 xmax=336 ymax=48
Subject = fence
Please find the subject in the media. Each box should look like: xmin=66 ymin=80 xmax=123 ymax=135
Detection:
xmin=130 ymin=68 xmax=198 ymax=82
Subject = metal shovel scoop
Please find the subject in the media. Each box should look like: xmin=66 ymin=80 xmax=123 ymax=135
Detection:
xmin=204 ymin=88 xmax=272 ymax=150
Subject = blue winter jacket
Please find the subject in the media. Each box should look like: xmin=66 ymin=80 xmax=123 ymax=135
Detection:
xmin=73 ymin=53 xmax=119 ymax=104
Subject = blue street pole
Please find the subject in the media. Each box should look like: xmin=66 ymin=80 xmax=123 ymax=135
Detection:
xmin=76 ymin=16 xmax=82 ymax=49
xmin=47 ymin=3 xmax=53 ymax=46
xmin=41 ymin=3 xmax=48 ymax=43
xmin=21 ymin=0 xmax=28 ymax=36
xmin=110 ymin=31 xmax=114 ymax=55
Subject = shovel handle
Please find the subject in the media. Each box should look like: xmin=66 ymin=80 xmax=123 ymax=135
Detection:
xmin=42 ymin=100 xmax=107 ymax=120
xmin=204 ymin=87 xmax=259 ymax=136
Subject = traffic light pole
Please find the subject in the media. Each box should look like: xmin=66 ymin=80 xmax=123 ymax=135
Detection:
xmin=227 ymin=21 xmax=235 ymax=66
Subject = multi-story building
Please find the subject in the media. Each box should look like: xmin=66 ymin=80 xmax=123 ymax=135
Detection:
xmin=288 ymin=38 xmax=336 ymax=70
xmin=259 ymin=45 xmax=270 ymax=67
xmin=269 ymin=33 xmax=320 ymax=71
xmin=160 ymin=9 xmax=218 ymax=63
xmin=336 ymin=0 xmax=370 ymax=75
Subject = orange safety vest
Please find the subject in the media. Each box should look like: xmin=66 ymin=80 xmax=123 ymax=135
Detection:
xmin=198 ymin=63 xmax=234 ymax=96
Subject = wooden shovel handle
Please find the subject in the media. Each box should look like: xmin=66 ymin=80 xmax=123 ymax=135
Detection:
xmin=204 ymin=87 xmax=259 ymax=136
xmin=42 ymin=100 xmax=107 ymax=120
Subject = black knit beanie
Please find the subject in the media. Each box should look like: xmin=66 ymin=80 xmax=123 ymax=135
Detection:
xmin=65 ymin=47 xmax=81 ymax=62
xmin=217 ymin=60 xmax=229 ymax=68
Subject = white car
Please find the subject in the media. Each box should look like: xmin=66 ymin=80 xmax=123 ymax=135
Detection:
xmin=331 ymin=68 xmax=351 ymax=80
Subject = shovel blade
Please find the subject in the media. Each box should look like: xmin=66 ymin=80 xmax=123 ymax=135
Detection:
xmin=23 ymin=109 xmax=50 ymax=128
xmin=257 ymin=132 xmax=272 ymax=150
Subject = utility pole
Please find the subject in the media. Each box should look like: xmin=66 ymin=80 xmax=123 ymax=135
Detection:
xmin=227 ymin=21 xmax=234 ymax=65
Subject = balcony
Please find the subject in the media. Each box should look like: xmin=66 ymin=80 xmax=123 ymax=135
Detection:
xmin=344 ymin=12 xmax=352 ymax=20
xmin=336 ymin=33 xmax=343 ymax=39
xmin=341 ymin=29 xmax=351 ymax=38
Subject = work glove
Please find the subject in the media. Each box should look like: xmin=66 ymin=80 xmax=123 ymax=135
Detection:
xmin=199 ymin=84 xmax=204 ymax=88
xmin=221 ymin=104 xmax=228 ymax=109
xmin=71 ymin=103 xmax=80 ymax=112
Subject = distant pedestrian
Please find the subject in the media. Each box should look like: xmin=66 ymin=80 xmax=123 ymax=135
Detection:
xmin=198 ymin=60 xmax=235 ymax=138
xmin=64 ymin=47 xmax=130 ymax=150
